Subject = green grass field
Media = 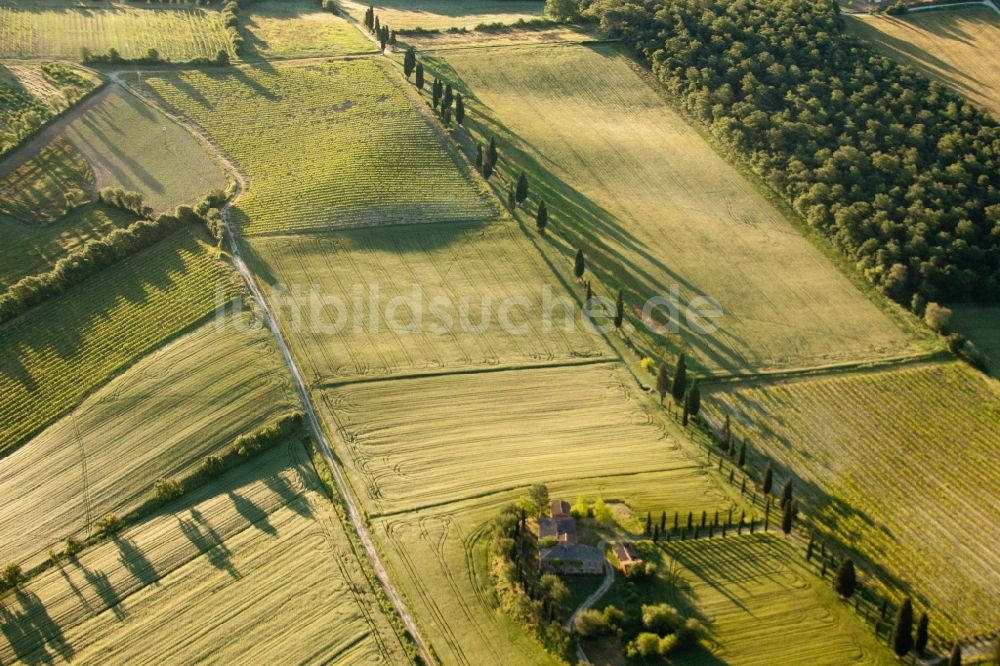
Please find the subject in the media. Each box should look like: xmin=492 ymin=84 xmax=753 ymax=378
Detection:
xmin=952 ymin=304 xmax=1000 ymax=375
xmin=128 ymin=60 xmax=494 ymax=235
xmin=0 ymin=0 xmax=234 ymax=60
xmin=589 ymin=534 xmax=895 ymax=665
xmin=0 ymin=136 xmax=95 ymax=224
xmin=848 ymin=7 xmax=1000 ymax=120
xmin=63 ymin=86 xmax=228 ymax=212
xmin=0 ymin=442 xmax=407 ymax=664
xmin=240 ymin=0 xmax=375 ymax=60
xmin=245 ymin=222 xmax=609 ymax=384
xmin=338 ymin=0 xmax=544 ymax=31
xmin=432 ymin=42 xmax=928 ymax=375
xmin=0 ymin=313 xmax=297 ymax=570
xmin=0 ymin=226 xmax=241 ymax=453
xmin=704 ymin=362 xmax=1000 ymax=642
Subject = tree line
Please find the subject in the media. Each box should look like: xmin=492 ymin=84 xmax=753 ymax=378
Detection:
xmin=0 ymin=188 xmax=229 ymax=325
xmin=589 ymin=0 xmax=1000 ymax=306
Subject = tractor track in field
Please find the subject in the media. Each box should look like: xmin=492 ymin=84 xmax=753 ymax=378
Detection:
xmin=112 ymin=68 xmax=434 ymax=665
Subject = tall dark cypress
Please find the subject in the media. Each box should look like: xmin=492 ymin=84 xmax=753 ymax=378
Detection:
xmin=835 ymin=558 xmax=856 ymax=598
xmin=614 ymin=290 xmax=624 ymax=329
xmin=738 ymin=438 xmax=747 ymax=467
xmin=687 ymin=379 xmax=701 ymax=416
xmin=574 ymin=249 xmax=585 ymax=280
xmin=780 ymin=478 xmax=793 ymax=509
xmin=535 ymin=201 xmax=548 ymax=233
xmin=781 ymin=500 xmax=793 ymax=535
xmin=403 ymin=46 xmax=416 ymax=78
xmin=515 ymin=172 xmax=528 ymax=204
xmin=414 ymin=62 xmax=424 ymax=89
xmin=656 ymin=363 xmax=668 ymax=403
xmin=915 ymin=613 xmax=929 ymax=656
xmin=892 ymin=598 xmax=914 ymax=657
xmin=948 ymin=643 xmax=961 ymax=666
xmin=455 ymin=94 xmax=465 ymax=124
xmin=670 ymin=353 xmax=687 ymax=404
xmin=487 ymin=136 xmax=498 ymax=166
xmin=762 ymin=463 xmax=773 ymax=495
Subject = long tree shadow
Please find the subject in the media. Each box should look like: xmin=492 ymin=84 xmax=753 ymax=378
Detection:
xmin=228 ymin=490 xmax=277 ymax=536
xmin=113 ymin=536 xmax=158 ymax=586
xmin=177 ymin=515 xmax=240 ymax=579
xmin=81 ymin=567 xmax=125 ymax=620
xmin=0 ymin=590 xmax=74 ymax=665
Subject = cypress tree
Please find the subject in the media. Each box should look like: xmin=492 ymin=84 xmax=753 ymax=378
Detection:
xmin=365 ymin=5 xmax=374 ymax=30
xmin=432 ymin=79 xmax=441 ymax=108
xmin=687 ymin=379 xmax=701 ymax=416
xmin=585 ymin=280 xmax=593 ymax=302
xmin=687 ymin=512 xmax=693 ymax=529
xmin=515 ymin=172 xmax=528 ymax=204
xmin=389 ymin=30 xmax=396 ymax=45
xmin=738 ymin=438 xmax=747 ymax=467
xmin=455 ymin=94 xmax=464 ymax=124
xmin=487 ymin=136 xmax=498 ymax=166
xmin=414 ymin=62 xmax=424 ymax=89
xmin=482 ymin=157 xmax=493 ymax=179
xmin=535 ymin=201 xmax=548 ymax=233
xmin=653 ymin=524 xmax=660 ymax=542
xmin=673 ymin=512 xmax=679 ymax=532
xmin=614 ymin=290 xmax=624 ymax=329
xmin=780 ymin=478 xmax=793 ymax=509
xmin=781 ymin=500 xmax=793 ymax=535
xmin=948 ymin=643 xmax=961 ymax=666
xmin=475 ymin=143 xmax=483 ymax=168
xmin=660 ymin=511 xmax=666 ymax=533
xmin=574 ymin=249 xmax=585 ymax=280
xmin=656 ymin=363 xmax=668 ymax=403
xmin=762 ymin=463 xmax=773 ymax=495
xmin=645 ymin=512 xmax=652 ymax=536
xmin=442 ymin=83 xmax=453 ymax=110
xmin=671 ymin=353 xmax=687 ymax=404
xmin=373 ymin=15 xmax=380 ymax=34
xmin=442 ymin=106 xmax=451 ymax=126
xmin=403 ymin=46 xmax=416 ymax=78
xmin=835 ymin=559 xmax=856 ymax=597
xmin=892 ymin=598 xmax=914 ymax=657
xmin=915 ymin=613 xmax=929 ymax=656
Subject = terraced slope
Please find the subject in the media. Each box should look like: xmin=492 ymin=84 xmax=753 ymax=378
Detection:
xmin=704 ymin=362 xmax=1000 ymax=641
xmin=130 ymin=60 xmax=494 ymax=235
xmin=0 ymin=314 xmax=297 ymax=569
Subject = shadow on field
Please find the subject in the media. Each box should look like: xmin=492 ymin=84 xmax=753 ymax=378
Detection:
xmin=114 ymin=536 xmax=158 ymax=586
xmin=0 ymin=590 xmax=73 ymax=664
xmin=229 ymin=490 xmax=277 ymax=536
xmin=179 ymin=512 xmax=240 ymax=579
xmin=422 ymin=49 xmax=754 ymax=375
xmin=74 ymin=108 xmax=166 ymax=195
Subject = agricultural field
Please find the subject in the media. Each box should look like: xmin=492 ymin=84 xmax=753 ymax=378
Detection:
xmin=0 ymin=60 xmax=98 ymax=155
xmin=589 ymin=534 xmax=896 ymax=664
xmin=0 ymin=0 xmax=234 ymax=61
xmin=319 ymin=362 xmax=729 ymax=517
xmin=0 ymin=136 xmax=95 ymax=223
xmin=0 ymin=226 xmax=241 ymax=452
xmin=0 ymin=313 xmax=297 ymax=569
xmin=63 ymin=86 xmax=228 ymax=212
xmin=337 ymin=0 xmax=545 ymax=31
xmin=0 ymin=442 xmax=407 ymax=664
xmin=246 ymin=222 xmax=609 ymax=384
xmin=703 ymin=361 xmax=1000 ymax=641
xmin=951 ymin=305 xmax=1000 ymax=375
xmin=240 ymin=0 xmax=375 ymax=60
xmin=345 ymin=361 xmax=735 ymax=666
xmin=128 ymin=60 xmax=494 ymax=235
xmin=433 ymin=42 xmax=929 ymax=375
xmin=847 ymin=7 xmax=1000 ymax=119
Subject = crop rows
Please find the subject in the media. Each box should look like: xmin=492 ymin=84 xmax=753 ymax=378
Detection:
xmin=0 ymin=136 xmax=95 ymax=223
xmin=0 ymin=445 xmax=406 ymax=664
xmin=0 ymin=312 xmax=297 ymax=569
xmin=132 ymin=60 xmax=494 ymax=235
xmin=0 ymin=1 xmax=233 ymax=60
xmin=704 ymin=363 xmax=1000 ymax=641
xmin=320 ymin=362 xmax=728 ymax=516
xmin=337 ymin=0 xmax=545 ymax=31
xmin=0 ymin=227 xmax=241 ymax=453
xmin=664 ymin=535 xmax=895 ymax=664
xmin=247 ymin=222 xmax=607 ymax=384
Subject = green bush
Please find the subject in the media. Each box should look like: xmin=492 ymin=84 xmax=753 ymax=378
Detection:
xmin=95 ymin=513 xmax=124 ymax=538
xmin=153 ymin=477 xmax=184 ymax=502
xmin=201 ymin=454 xmax=224 ymax=477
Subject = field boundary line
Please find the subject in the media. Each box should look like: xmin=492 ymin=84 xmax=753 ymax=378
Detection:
xmin=368 ymin=464 xmax=707 ymax=520
xmin=907 ymin=0 xmax=1000 ymax=14
xmin=700 ymin=349 xmax=953 ymax=388
xmin=242 ymin=215 xmax=496 ymax=239
xmin=314 ymin=355 xmax=618 ymax=389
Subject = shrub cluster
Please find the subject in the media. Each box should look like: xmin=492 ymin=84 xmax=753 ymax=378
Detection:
xmin=591 ymin=0 xmax=1000 ymax=305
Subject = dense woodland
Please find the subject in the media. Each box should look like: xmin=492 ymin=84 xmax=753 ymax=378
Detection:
xmin=588 ymin=0 xmax=1000 ymax=305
